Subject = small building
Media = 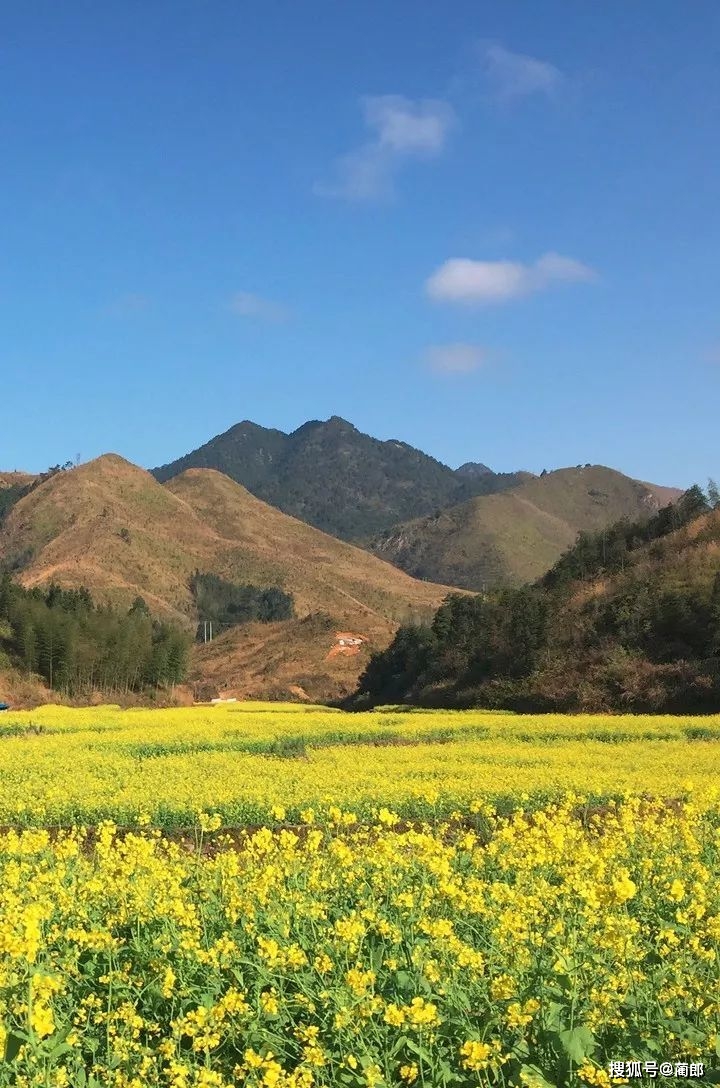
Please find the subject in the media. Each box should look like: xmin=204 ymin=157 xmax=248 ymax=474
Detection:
xmin=335 ymin=632 xmax=365 ymax=646
xmin=327 ymin=632 xmax=366 ymax=659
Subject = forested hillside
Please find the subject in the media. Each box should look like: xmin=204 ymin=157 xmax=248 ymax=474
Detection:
xmin=354 ymin=485 xmax=720 ymax=713
xmin=152 ymin=416 xmax=527 ymax=540
xmin=189 ymin=572 xmax=294 ymax=633
xmin=0 ymin=575 xmax=190 ymax=695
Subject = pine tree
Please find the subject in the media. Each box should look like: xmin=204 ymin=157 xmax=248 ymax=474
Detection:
xmin=711 ymin=573 xmax=720 ymax=654
xmin=18 ymin=618 xmax=38 ymax=674
xmin=0 ymin=572 xmax=13 ymax=619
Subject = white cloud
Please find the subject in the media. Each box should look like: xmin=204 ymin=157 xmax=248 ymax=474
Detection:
xmin=425 ymin=343 xmax=489 ymax=374
xmin=479 ymin=42 xmax=563 ymax=101
xmin=315 ymin=95 xmax=457 ymax=201
xmin=229 ymin=291 xmax=290 ymax=322
xmin=426 ymin=252 xmax=596 ymax=305
xmin=364 ymin=95 xmax=454 ymax=154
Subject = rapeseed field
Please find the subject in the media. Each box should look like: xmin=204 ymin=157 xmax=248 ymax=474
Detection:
xmin=0 ymin=704 xmax=718 ymax=1086
xmin=1 ymin=703 xmax=720 ymax=826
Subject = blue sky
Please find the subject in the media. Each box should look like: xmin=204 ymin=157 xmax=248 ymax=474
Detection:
xmin=2 ymin=1 xmax=718 ymax=487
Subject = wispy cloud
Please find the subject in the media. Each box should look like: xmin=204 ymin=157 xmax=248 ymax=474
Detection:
xmin=425 ymin=343 xmax=489 ymax=375
xmin=478 ymin=41 xmax=563 ymax=102
xmin=229 ymin=291 xmax=291 ymax=323
xmin=426 ymin=252 xmax=596 ymax=305
xmin=314 ymin=95 xmax=457 ymax=201
xmin=316 ymin=42 xmax=562 ymax=201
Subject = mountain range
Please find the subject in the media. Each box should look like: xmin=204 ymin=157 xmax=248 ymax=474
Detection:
xmin=152 ymin=416 xmax=679 ymax=590
xmin=0 ymin=417 xmax=684 ymax=702
xmin=0 ymin=454 xmax=451 ymax=701
xmin=152 ymin=416 xmax=530 ymax=541
xmin=0 ymin=453 xmax=450 ymax=620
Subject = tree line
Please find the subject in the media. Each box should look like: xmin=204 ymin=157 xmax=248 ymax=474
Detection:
xmin=542 ymin=483 xmax=714 ymax=590
xmin=190 ymin=572 xmax=294 ymax=638
xmin=0 ymin=576 xmax=190 ymax=695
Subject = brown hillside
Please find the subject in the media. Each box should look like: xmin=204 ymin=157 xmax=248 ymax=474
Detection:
xmin=189 ymin=612 xmax=389 ymax=703
xmin=0 ymin=471 xmax=36 ymax=489
xmin=372 ymin=466 xmax=683 ymax=590
xmin=639 ymin=481 xmax=684 ymax=508
xmin=0 ymin=456 xmax=219 ymax=622
xmin=0 ymin=456 xmax=451 ymax=632
xmin=165 ymin=468 xmax=451 ymax=624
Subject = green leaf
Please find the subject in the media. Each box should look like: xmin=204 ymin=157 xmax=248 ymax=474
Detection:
xmin=435 ymin=1058 xmax=463 ymax=1085
xmin=559 ymin=1026 xmax=595 ymax=1064
xmin=404 ymin=1039 xmax=432 ymax=1062
xmin=47 ymin=1040 xmax=75 ymax=1060
xmin=543 ymin=1001 xmax=567 ymax=1032
xmin=368 ymin=945 xmax=385 ymax=970
xmin=511 ymin=1037 xmax=531 ymax=1061
xmin=388 ymin=1034 xmax=411 ymax=1057
xmin=4 ymin=1031 xmax=25 ymax=1063
xmin=394 ymin=970 xmax=413 ymax=992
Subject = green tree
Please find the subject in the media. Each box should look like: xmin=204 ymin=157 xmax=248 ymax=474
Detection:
xmin=18 ymin=617 xmax=38 ymax=673
xmin=504 ymin=587 xmax=549 ymax=677
xmin=0 ymin=572 xmax=13 ymax=619
xmin=677 ymin=485 xmax=709 ymax=524
xmin=711 ymin=573 xmax=720 ymax=654
xmin=356 ymin=624 xmax=436 ymax=704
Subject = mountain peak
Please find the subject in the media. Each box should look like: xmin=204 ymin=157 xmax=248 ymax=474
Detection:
xmin=456 ymin=461 xmax=494 ymax=478
xmin=86 ymin=453 xmax=142 ymax=471
xmin=290 ymin=415 xmax=357 ymax=438
xmin=227 ymin=419 xmax=285 ymax=437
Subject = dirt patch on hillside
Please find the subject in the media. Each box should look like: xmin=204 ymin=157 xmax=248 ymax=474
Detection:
xmin=190 ymin=613 xmax=389 ymax=703
xmin=326 ymin=632 xmax=366 ymax=659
